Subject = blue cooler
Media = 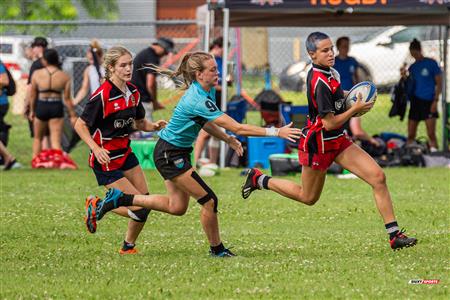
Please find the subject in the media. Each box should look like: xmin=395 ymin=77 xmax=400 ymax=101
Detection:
xmin=247 ymin=137 xmax=285 ymax=169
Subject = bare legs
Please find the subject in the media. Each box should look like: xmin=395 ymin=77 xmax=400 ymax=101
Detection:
xmin=334 ymin=144 xmax=396 ymax=223
xmin=131 ymin=168 xmax=221 ymax=246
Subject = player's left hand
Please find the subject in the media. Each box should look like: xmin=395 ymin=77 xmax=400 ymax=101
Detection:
xmin=227 ymin=136 xmax=243 ymax=156
xmin=152 ymin=120 xmax=168 ymax=130
xmin=279 ymin=122 xmax=302 ymax=143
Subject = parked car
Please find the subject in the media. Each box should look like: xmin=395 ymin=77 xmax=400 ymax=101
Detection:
xmin=281 ymin=26 xmax=448 ymax=92
xmin=349 ymin=26 xmax=445 ymax=88
xmin=0 ymin=35 xmax=34 ymax=80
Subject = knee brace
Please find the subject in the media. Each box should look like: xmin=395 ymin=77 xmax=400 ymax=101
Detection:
xmin=128 ymin=192 xmax=151 ymax=222
xmin=128 ymin=208 xmax=151 ymax=222
xmin=191 ymin=171 xmax=218 ymax=213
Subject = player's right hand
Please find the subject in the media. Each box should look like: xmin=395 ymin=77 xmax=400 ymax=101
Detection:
xmin=93 ymin=146 xmax=110 ymax=165
xmin=278 ymin=122 xmax=302 ymax=143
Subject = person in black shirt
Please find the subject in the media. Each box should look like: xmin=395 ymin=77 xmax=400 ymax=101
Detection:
xmin=131 ymin=37 xmax=174 ymax=120
xmin=241 ymin=32 xmax=417 ymax=251
xmin=75 ymin=46 xmax=167 ymax=254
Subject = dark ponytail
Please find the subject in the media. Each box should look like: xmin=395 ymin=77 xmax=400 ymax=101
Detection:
xmin=409 ymin=38 xmax=421 ymax=51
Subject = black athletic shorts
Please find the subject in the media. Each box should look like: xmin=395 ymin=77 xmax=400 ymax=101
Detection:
xmin=154 ymin=138 xmax=193 ymax=180
xmin=409 ymin=96 xmax=438 ymax=121
xmin=35 ymin=99 xmax=64 ymax=121
xmin=92 ymin=152 xmax=140 ymax=186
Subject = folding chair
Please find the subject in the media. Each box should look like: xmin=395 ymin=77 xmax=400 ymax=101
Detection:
xmin=279 ymin=103 xmax=308 ymax=148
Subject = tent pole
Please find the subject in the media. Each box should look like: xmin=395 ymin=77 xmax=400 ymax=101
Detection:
xmin=203 ymin=7 xmax=211 ymax=52
xmin=442 ymin=25 xmax=449 ymax=152
xmin=219 ymin=8 xmax=230 ymax=168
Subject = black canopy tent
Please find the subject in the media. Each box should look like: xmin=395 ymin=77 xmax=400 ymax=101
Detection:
xmin=213 ymin=0 xmax=449 ymax=26
xmin=206 ymin=0 xmax=450 ymax=165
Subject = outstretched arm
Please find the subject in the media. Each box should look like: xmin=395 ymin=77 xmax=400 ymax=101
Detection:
xmin=212 ymin=114 xmax=301 ymax=142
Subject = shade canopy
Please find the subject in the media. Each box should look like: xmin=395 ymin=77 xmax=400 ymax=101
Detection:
xmin=211 ymin=0 xmax=450 ymax=26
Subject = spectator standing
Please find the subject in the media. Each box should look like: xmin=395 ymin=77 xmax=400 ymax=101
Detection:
xmin=0 ymin=61 xmax=21 ymax=170
xmin=0 ymin=61 xmax=11 ymax=147
xmin=334 ymin=36 xmax=359 ymax=91
xmin=402 ymin=39 xmax=442 ymax=151
xmin=29 ymin=49 xmax=77 ymax=169
xmin=73 ymin=40 xmax=105 ymax=105
xmin=25 ymin=37 xmax=50 ymax=149
xmin=131 ymin=37 xmax=174 ymax=121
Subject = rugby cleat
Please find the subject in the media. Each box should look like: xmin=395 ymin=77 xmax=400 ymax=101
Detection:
xmin=390 ymin=229 xmax=417 ymax=250
xmin=84 ymin=195 xmax=101 ymax=233
xmin=96 ymin=188 xmax=124 ymax=221
xmin=210 ymin=248 xmax=236 ymax=258
xmin=119 ymin=248 xmax=138 ymax=255
xmin=241 ymin=168 xmax=263 ymax=199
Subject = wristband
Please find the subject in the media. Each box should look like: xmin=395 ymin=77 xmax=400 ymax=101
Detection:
xmin=265 ymin=127 xmax=279 ymax=137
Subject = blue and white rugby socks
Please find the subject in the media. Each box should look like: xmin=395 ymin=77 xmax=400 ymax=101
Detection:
xmin=257 ymin=174 xmax=271 ymax=190
xmin=385 ymin=221 xmax=399 ymax=240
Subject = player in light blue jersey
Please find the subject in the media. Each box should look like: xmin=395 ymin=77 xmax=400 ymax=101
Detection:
xmin=86 ymin=51 xmax=301 ymax=257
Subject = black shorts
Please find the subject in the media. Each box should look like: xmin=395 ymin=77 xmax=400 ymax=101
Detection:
xmin=92 ymin=152 xmax=140 ymax=186
xmin=154 ymin=138 xmax=193 ymax=180
xmin=409 ymin=96 xmax=438 ymax=121
xmin=36 ymin=99 xmax=64 ymax=121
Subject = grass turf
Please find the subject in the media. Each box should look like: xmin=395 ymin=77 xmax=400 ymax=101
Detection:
xmin=1 ymin=94 xmax=448 ymax=299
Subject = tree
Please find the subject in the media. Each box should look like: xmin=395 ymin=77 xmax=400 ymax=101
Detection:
xmin=1 ymin=0 xmax=118 ymax=21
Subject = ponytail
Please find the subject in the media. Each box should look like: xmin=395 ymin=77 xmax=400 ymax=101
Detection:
xmin=144 ymin=51 xmax=213 ymax=89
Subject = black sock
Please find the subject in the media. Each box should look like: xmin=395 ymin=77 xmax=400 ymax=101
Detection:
xmin=100 ymin=194 xmax=134 ymax=214
xmin=385 ymin=221 xmax=399 ymax=240
xmin=210 ymin=242 xmax=225 ymax=254
xmin=122 ymin=240 xmax=135 ymax=250
xmin=118 ymin=194 xmax=134 ymax=207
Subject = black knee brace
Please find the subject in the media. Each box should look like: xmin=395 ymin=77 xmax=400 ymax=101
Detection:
xmin=128 ymin=192 xmax=151 ymax=222
xmin=128 ymin=208 xmax=151 ymax=222
xmin=191 ymin=171 xmax=218 ymax=213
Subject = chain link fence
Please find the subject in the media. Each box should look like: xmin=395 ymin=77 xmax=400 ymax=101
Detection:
xmin=1 ymin=21 xmax=447 ymax=146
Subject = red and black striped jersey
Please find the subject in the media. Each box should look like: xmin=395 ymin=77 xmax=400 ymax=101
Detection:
xmin=301 ymin=64 xmax=347 ymax=154
xmin=80 ymin=79 xmax=145 ymax=171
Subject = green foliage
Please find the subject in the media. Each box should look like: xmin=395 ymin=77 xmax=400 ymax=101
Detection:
xmin=2 ymin=0 xmax=78 ymax=20
xmin=0 ymin=0 xmax=118 ymax=35
xmin=79 ymin=0 xmax=119 ymax=20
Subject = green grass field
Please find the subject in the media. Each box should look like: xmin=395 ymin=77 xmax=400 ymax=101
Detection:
xmin=1 ymin=94 xmax=449 ymax=299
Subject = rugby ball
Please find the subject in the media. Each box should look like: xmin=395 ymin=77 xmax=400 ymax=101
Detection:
xmin=198 ymin=163 xmax=219 ymax=177
xmin=344 ymin=81 xmax=377 ymax=117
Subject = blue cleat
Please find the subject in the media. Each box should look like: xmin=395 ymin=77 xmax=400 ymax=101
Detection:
xmin=210 ymin=248 xmax=236 ymax=258
xmin=96 ymin=188 xmax=124 ymax=220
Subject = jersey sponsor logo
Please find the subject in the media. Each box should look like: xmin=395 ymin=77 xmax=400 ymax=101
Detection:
xmin=174 ymin=158 xmax=185 ymax=169
xmin=114 ymin=117 xmax=134 ymax=129
xmin=335 ymin=99 xmax=344 ymax=111
xmin=421 ymin=68 xmax=429 ymax=77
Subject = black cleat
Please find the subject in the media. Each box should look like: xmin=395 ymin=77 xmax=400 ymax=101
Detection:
xmin=210 ymin=248 xmax=236 ymax=257
xmin=390 ymin=229 xmax=417 ymax=250
xmin=241 ymin=168 xmax=263 ymax=199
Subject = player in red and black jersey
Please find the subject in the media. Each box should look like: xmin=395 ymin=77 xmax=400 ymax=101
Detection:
xmin=74 ymin=46 xmax=167 ymax=254
xmin=242 ymin=32 xmax=417 ymax=251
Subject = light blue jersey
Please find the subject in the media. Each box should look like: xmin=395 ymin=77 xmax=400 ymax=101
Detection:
xmin=158 ymin=81 xmax=224 ymax=148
